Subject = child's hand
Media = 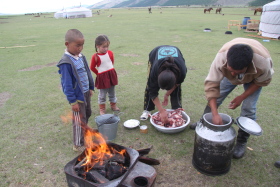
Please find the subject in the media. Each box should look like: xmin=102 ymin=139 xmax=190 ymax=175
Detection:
xmin=90 ymin=90 xmax=93 ymax=97
xmin=72 ymin=103 xmax=80 ymax=112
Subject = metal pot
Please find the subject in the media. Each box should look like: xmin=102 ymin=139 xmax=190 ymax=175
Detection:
xmin=192 ymin=113 xmax=236 ymax=176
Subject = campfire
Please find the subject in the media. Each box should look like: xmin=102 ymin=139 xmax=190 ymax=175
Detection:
xmin=62 ymin=112 xmax=158 ymax=186
xmin=74 ymin=127 xmax=130 ymax=183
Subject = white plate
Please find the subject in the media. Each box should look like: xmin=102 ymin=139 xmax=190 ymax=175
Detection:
xmin=124 ymin=119 xmax=140 ymax=129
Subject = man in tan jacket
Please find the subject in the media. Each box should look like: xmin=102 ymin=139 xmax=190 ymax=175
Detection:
xmin=190 ymin=38 xmax=274 ymax=159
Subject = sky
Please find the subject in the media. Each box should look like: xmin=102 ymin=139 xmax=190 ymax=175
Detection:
xmin=0 ymin=0 xmax=104 ymax=14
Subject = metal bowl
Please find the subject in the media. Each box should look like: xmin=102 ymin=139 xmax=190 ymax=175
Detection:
xmin=150 ymin=109 xmax=190 ymax=134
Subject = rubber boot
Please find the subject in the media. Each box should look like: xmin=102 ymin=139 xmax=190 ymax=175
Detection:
xmin=232 ymin=129 xmax=250 ymax=159
xmin=190 ymin=122 xmax=199 ymax=130
xmin=274 ymin=161 xmax=280 ymax=168
xmin=110 ymin=102 xmax=120 ymax=111
xmin=99 ymin=104 xmax=106 ymax=115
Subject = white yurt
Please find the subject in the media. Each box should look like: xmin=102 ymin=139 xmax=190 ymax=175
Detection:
xmin=54 ymin=7 xmax=92 ymax=19
xmin=259 ymin=0 xmax=280 ymax=39
xmin=63 ymin=7 xmax=92 ymax=19
xmin=54 ymin=10 xmax=64 ymax=19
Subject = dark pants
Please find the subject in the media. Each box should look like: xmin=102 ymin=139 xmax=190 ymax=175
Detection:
xmin=143 ymin=84 xmax=182 ymax=111
xmin=72 ymin=91 xmax=92 ymax=146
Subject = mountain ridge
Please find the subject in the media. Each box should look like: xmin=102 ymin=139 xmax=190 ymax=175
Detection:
xmin=88 ymin=0 xmax=254 ymax=9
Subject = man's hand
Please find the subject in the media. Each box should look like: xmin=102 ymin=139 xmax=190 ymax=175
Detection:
xmin=212 ymin=113 xmax=223 ymax=125
xmin=228 ymin=95 xmax=244 ymax=109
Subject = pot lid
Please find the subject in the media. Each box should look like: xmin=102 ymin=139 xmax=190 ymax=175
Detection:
xmin=236 ymin=117 xmax=262 ymax=136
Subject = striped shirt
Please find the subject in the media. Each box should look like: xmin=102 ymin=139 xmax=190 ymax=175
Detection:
xmin=66 ymin=52 xmax=89 ymax=93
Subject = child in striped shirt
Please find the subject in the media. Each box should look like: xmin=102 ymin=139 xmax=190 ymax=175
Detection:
xmin=57 ymin=29 xmax=94 ymax=152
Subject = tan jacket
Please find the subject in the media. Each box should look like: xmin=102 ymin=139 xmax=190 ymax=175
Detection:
xmin=205 ymin=38 xmax=274 ymax=100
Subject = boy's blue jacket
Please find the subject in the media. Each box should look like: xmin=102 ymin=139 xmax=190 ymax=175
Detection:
xmin=57 ymin=53 xmax=94 ymax=105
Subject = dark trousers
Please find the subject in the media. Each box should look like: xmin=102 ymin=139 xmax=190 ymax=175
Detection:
xmin=143 ymin=84 xmax=182 ymax=111
xmin=72 ymin=91 xmax=92 ymax=146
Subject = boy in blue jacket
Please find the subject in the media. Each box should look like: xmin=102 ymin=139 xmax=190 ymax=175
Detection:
xmin=57 ymin=29 xmax=94 ymax=152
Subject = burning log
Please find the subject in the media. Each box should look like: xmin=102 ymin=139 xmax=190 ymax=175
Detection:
xmin=105 ymin=161 xmax=128 ymax=180
xmin=86 ymin=170 xmax=109 ymax=183
xmin=72 ymin=127 xmax=131 ymax=183
xmin=74 ymin=157 xmax=86 ymax=169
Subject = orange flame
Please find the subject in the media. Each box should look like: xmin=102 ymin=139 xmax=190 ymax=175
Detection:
xmin=60 ymin=111 xmax=127 ymax=172
xmin=82 ymin=127 xmax=126 ymax=172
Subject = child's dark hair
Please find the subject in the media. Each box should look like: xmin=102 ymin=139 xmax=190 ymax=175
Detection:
xmin=95 ymin=35 xmax=110 ymax=52
xmin=65 ymin=29 xmax=84 ymax=42
xmin=158 ymin=57 xmax=180 ymax=90
xmin=227 ymin=44 xmax=253 ymax=70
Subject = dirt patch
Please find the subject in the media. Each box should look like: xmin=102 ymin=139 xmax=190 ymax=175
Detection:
xmin=116 ymin=70 xmax=129 ymax=77
xmin=247 ymin=34 xmax=279 ymax=41
xmin=120 ymin=54 xmax=140 ymax=57
xmin=19 ymin=62 xmax=57 ymax=71
xmin=132 ymin=62 xmax=144 ymax=65
xmin=0 ymin=92 xmax=12 ymax=107
xmin=0 ymin=45 xmax=36 ymax=49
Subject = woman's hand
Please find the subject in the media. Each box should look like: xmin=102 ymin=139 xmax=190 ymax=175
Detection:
xmin=162 ymin=94 xmax=169 ymax=106
xmin=159 ymin=110 xmax=169 ymax=124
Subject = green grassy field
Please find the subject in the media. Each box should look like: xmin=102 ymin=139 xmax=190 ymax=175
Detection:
xmin=0 ymin=7 xmax=279 ymax=187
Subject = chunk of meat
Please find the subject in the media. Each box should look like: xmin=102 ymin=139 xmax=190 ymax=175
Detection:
xmin=151 ymin=108 xmax=186 ymax=128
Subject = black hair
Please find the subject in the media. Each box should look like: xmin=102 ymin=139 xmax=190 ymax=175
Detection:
xmin=65 ymin=29 xmax=84 ymax=42
xmin=158 ymin=57 xmax=180 ymax=90
xmin=227 ymin=44 xmax=253 ymax=70
xmin=95 ymin=35 xmax=110 ymax=52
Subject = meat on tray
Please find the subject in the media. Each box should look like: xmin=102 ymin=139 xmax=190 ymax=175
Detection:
xmin=152 ymin=108 xmax=186 ymax=128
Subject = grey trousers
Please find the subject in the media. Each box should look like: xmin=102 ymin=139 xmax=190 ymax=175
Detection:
xmin=98 ymin=86 xmax=117 ymax=104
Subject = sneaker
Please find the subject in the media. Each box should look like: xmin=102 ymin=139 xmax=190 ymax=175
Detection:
xmin=189 ymin=121 xmax=199 ymax=130
xmin=73 ymin=145 xmax=86 ymax=152
xmin=140 ymin=110 xmax=151 ymax=121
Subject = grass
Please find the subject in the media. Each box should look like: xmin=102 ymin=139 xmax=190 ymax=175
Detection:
xmin=0 ymin=7 xmax=280 ymax=187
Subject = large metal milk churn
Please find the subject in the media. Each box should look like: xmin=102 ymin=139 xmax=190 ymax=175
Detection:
xmin=192 ymin=113 xmax=236 ymax=176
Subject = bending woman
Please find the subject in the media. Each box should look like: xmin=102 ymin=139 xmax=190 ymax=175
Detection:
xmin=140 ymin=45 xmax=187 ymax=124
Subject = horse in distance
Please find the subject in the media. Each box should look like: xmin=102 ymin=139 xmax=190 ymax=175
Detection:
xmin=204 ymin=8 xmax=213 ymax=13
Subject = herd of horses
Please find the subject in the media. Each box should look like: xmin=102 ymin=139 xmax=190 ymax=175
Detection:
xmin=203 ymin=7 xmax=262 ymax=15
xmin=204 ymin=7 xmax=221 ymax=14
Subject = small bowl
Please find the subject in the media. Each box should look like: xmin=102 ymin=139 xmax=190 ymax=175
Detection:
xmin=150 ymin=109 xmax=190 ymax=134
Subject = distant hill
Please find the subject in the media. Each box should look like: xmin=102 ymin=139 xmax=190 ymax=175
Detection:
xmin=88 ymin=0 xmax=255 ymax=9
